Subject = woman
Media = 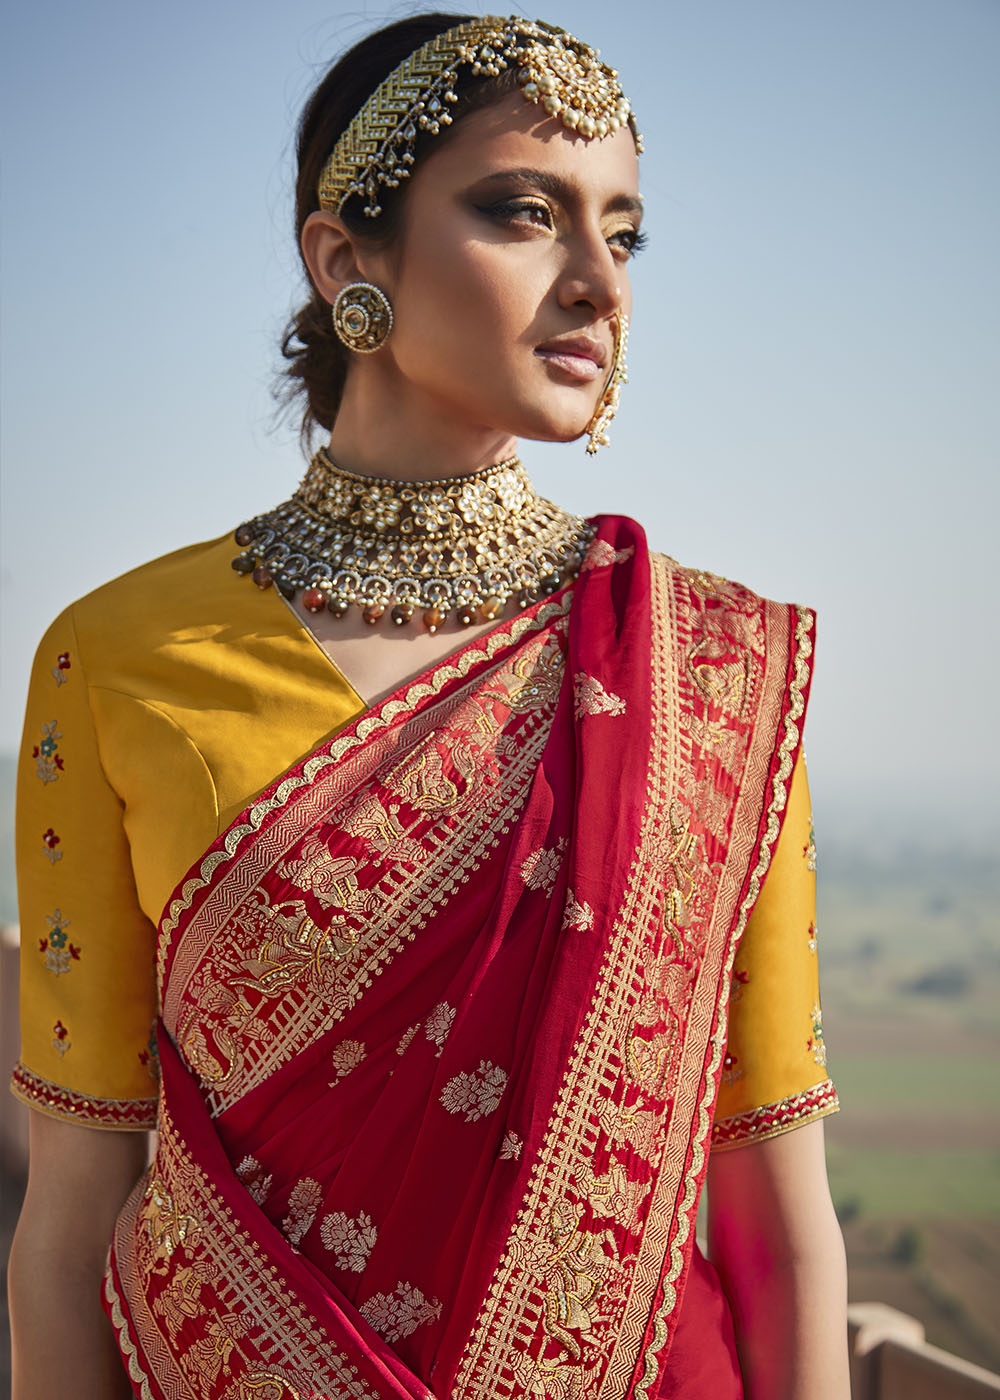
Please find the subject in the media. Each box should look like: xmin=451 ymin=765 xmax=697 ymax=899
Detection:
xmin=9 ymin=13 xmax=849 ymax=1398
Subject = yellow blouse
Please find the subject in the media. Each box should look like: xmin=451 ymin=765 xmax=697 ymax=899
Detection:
xmin=11 ymin=533 xmax=837 ymax=1146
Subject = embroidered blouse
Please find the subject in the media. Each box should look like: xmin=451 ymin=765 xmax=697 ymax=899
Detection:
xmin=11 ymin=533 xmax=838 ymax=1145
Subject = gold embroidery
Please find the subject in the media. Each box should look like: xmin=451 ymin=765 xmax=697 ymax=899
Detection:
xmin=520 ymin=838 xmax=568 ymax=895
xmin=440 ymin=1060 xmax=508 ymax=1121
xmin=329 ymin=1038 xmax=367 ymax=1082
xmin=573 ymin=672 xmax=626 ymax=719
xmin=109 ymin=1102 xmax=387 ymax=1398
xmin=281 ymin=1178 xmax=322 ymax=1246
xmin=712 ymin=1079 xmax=839 ymax=1150
xmin=359 ymin=1281 xmax=442 ymax=1344
xmin=501 ymin=1131 xmax=524 ymax=1161
xmin=159 ymin=593 xmax=572 ymax=972
xmin=580 ymin=539 xmax=634 ymax=571
xmin=319 ymin=1210 xmax=378 ymax=1272
xmin=140 ymin=1172 xmax=202 ymax=1268
xmin=634 ymin=602 xmax=814 ymax=1398
xmin=562 ymin=889 xmax=594 ymax=932
xmin=424 ymin=1001 xmax=455 ymax=1055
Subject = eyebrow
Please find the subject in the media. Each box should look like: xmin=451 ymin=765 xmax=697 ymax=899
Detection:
xmin=472 ymin=167 xmax=644 ymax=221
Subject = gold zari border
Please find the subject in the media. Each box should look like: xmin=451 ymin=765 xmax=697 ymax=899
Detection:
xmin=711 ymin=1078 xmax=839 ymax=1151
xmin=10 ymin=1060 xmax=157 ymax=1130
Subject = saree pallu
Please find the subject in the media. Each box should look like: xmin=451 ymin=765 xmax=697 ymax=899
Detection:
xmin=104 ymin=516 xmax=814 ymax=1400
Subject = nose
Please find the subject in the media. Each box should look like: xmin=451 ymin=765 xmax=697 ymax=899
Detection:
xmin=556 ymin=226 xmax=623 ymax=321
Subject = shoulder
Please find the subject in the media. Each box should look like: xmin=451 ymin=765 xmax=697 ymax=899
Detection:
xmin=648 ymin=548 xmax=809 ymax=620
xmin=38 ymin=532 xmax=235 ymax=653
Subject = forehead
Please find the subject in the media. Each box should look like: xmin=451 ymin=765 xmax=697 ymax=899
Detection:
xmin=412 ymin=88 xmax=641 ymax=198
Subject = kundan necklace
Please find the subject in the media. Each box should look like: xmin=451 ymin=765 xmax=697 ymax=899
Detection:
xmin=231 ymin=449 xmax=595 ymax=631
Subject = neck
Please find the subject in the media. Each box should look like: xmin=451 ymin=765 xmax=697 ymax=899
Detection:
xmin=327 ymin=365 xmax=518 ymax=482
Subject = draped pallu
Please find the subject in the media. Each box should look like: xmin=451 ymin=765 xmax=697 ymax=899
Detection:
xmin=104 ymin=516 xmax=814 ymax=1400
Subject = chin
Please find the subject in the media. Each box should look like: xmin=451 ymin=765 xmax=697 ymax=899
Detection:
xmin=510 ymin=403 xmax=596 ymax=447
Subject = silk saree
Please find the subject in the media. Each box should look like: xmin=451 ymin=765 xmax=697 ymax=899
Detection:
xmin=101 ymin=514 xmax=814 ymax=1399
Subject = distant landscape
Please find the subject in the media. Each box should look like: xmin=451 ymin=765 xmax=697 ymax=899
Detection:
xmin=819 ymin=827 xmax=1000 ymax=1371
xmin=1 ymin=753 xmax=998 ymax=1371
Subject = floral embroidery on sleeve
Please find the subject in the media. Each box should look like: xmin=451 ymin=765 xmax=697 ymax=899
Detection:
xmin=721 ymin=1051 xmax=742 ymax=1087
xmin=138 ymin=1023 xmax=161 ymax=1081
xmin=808 ymin=920 xmax=818 ymax=954
xmin=52 ymin=652 xmax=72 ymax=685
xmin=42 ymin=828 xmax=62 ymax=864
xmin=32 ymin=721 xmax=64 ymax=784
xmin=39 ymin=908 xmax=80 ymax=975
xmin=807 ymin=1003 xmax=827 ymax=1067
xmin=52 ymin=1020 xmax=71 ymax=1056
xmin=803 ymin=820 xmax=817 ymax=872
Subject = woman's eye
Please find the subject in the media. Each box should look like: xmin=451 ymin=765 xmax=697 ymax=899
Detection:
xmin=609 ymin=227 xmax=648 ymax=259
xmin=483 ymin=199 xmax=554 ymax=229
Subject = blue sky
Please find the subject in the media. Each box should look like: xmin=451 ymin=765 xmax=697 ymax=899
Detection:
xmin=2 ymin=0 xmax=998 ymax=845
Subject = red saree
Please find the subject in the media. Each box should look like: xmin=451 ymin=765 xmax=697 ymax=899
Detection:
xmin=104 ymin=515 xmax=814 ymax=1399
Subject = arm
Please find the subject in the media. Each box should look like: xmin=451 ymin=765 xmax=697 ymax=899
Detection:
xmin=9 ymin=1109 xmax=149 ymax=1399
xmin=706 ymin=1118 xmax=850 ymax=1400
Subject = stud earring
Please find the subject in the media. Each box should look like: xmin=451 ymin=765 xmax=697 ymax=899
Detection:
xmin=585 ymin=311 xmax=629 ymax=454
xmin=332 ymin=282 xmax=394 ymax=353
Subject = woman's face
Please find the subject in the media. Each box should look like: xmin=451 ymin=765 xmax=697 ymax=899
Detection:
xmin=361 ymin=88 xmax=643 ymax=446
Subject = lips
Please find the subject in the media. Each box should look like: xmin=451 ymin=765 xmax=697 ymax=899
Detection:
xmin=534 ymin=335 xmax=608 ymax=383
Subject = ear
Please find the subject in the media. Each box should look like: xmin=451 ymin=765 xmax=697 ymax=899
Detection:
xmin=300 ymin=211 xmax=372 ymax=306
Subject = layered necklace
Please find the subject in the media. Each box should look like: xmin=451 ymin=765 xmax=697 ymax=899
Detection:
xmin=231 ymin=449 xmax=594 ymax=632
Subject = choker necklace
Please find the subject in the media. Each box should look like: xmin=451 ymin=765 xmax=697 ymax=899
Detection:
xmin=231 ymin=450 xmax=595 ymax=631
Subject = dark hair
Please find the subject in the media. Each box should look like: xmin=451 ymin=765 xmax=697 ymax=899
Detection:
xmin=280 ymin=12 xmax=520 ymax=446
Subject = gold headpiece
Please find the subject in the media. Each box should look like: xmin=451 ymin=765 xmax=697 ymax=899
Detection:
xmin=318 ymin=16 xmax=640 ymax=219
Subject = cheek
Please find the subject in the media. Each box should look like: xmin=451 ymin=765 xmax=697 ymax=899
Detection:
xmin=394 ymin=235 xmax=542 ymax=355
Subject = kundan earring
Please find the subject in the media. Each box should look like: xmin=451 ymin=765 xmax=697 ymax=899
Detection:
xmin=585 ymin=311 xmax=630 ymax=454
xmin=332 ymin=282 xmax=394 ymax=353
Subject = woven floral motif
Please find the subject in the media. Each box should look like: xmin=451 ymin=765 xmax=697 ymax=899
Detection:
xmin=573 ymin=672 xmax=626 ymax=719
xmin=234 ymin=1156 xmax=273 ymax=1207
xmin=562 ymin=888 xmax=595 ymax=931
xmin=424 ymin=1001 xmax=455 ymax=1055
xmin=320 ymin=1210 xmax=378 ymax=1273
xmin=440 ymin=1060 xmax=508 ymax=1122
xmin=499 ymin=1131 xmax=523 ymax=1161
xmin=580 ymin=539 xmax=635 ymax=571
xmin=42 ymin=827 xmax=62 ymax=864
xmin=52 ymin=651 xmax=72 ymax=685
xmin=282 ymin=1178 xmax=322 ymax=1246
xmin=330 ymin=1039 xmax=367 ymax=1082
xmin=359 ymin=1281 xmax=442 ymax=1345
xmin=520 ymin=837 xmax=567 ymax=895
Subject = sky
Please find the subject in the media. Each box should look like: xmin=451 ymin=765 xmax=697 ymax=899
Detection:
xmin=1 ymin=0 xmax=998 ymax=850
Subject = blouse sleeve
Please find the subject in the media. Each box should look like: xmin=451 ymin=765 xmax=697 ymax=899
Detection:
xmin=9 ymin=607 xmax=159 ymax=1129
xmin=711 ymin=749 xmax=839 ymax=1150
